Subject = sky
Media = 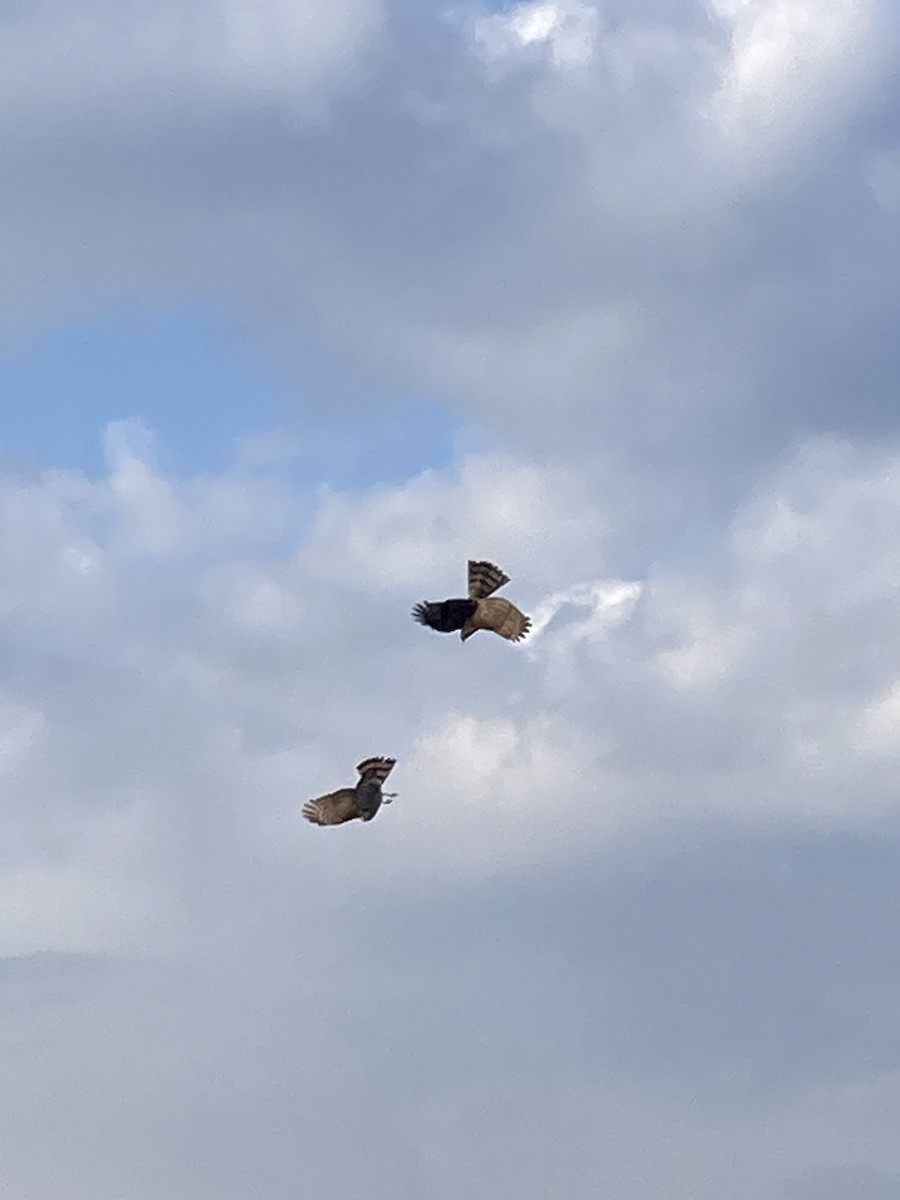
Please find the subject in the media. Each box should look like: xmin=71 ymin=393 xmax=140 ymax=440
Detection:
xmin=2 ymin=0 xmax=900 ymax=1197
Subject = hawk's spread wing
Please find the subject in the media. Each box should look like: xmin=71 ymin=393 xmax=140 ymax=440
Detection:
xmin=302 ymin=787 xmax=361 ymax=826
xmin=411 ymin=599 xmax=476 ymax=632
xmin=468 ymin=560 xmax=510 ymax=600
xmin=462 ymin=597 xmax=531 ymax=642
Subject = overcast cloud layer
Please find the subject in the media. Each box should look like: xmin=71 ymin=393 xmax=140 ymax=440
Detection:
xmin=3 ymin=1 xmax=900 ymax=1198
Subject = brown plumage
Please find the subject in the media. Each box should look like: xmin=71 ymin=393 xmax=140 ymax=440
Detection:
xmin=411 ymin=560 xmax=531 ymax=643
xmin=302 ymin=756 xmax=398 ymax=827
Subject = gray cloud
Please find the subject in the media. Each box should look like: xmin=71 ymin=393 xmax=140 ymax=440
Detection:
xmin=3 ymin=0 xmax=899 ymax=500
xmin=4 ymin=1 xmax=900 ymax=1196
xmin=783 ymin=1165 xmax=900 ymax=1200
xmin=1 ymin=421 xmax=900 ymax=1196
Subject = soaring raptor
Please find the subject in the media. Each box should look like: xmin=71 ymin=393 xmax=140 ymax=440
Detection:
xmin=302 ymin=756 xmax=398 ymax=827
xmin=412 ymin=560 xmax=531 ymax=643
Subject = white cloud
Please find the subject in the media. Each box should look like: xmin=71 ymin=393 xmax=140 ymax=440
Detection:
xmin=2 ymin=422 xmax=899 ymax=939
xmin=0 ymin=421 xmax=899 ymax=1196
xmin=707 ymin=0 xmax=877 ymax=145
xmin=527 ymin=577 xmax=641 ymax=644
xmin=2 ymin=0 xmax=900 ymax=1190
xmin=472 ymin=0 xmax=601 ymax=68
xmin=395 ymin=709 xmax=611 ymax=878
xmin=852 ymin=679 xmax=900 ymax=755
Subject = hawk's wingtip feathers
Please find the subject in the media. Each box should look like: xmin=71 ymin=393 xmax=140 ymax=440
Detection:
xmin=411 ymin=602 xmax=431 ymax=626
xmin=302 ymin=798 xmax=326 ymax=825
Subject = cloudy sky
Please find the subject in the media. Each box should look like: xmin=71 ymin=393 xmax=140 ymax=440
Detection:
xmin=2 ymin=0 xmax=900 ymax=1196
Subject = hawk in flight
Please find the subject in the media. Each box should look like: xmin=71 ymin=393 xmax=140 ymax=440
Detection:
xmin=302 ymin=756 xmax=398 ymax=827
xmin=412 ymin=560 xmax=531 ymax=643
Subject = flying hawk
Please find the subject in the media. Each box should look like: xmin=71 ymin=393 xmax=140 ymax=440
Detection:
xmin=302 ymin=756 xmax=398 ymax=827
xmin=412 ymin=560 xmax=531 ymax=643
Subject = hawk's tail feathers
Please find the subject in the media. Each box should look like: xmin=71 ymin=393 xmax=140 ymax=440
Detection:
xmin=468 ymin=560 xmax=511 ymax=600
xmin=355 ymin=756 xmax=397 ymax=783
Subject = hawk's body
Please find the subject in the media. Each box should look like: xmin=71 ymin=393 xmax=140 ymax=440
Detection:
xmin=302 ymin=756 xmax=397 ymax=827
xmin=412 ymin=560 xmax=531 ymax=643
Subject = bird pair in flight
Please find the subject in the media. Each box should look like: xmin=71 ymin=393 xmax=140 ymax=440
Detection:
xmin=303 ymin=559 xmax=531 ymax=828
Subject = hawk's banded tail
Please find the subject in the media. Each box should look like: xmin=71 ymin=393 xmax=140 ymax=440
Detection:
xmin=468 ymin=560 xmax=511 ymax=600
xmin=355 ymin=756 xmax=397 ymax=784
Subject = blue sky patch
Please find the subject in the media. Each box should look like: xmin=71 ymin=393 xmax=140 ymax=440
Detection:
xmin=0 ymin=303 xmax=464 ymax=489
